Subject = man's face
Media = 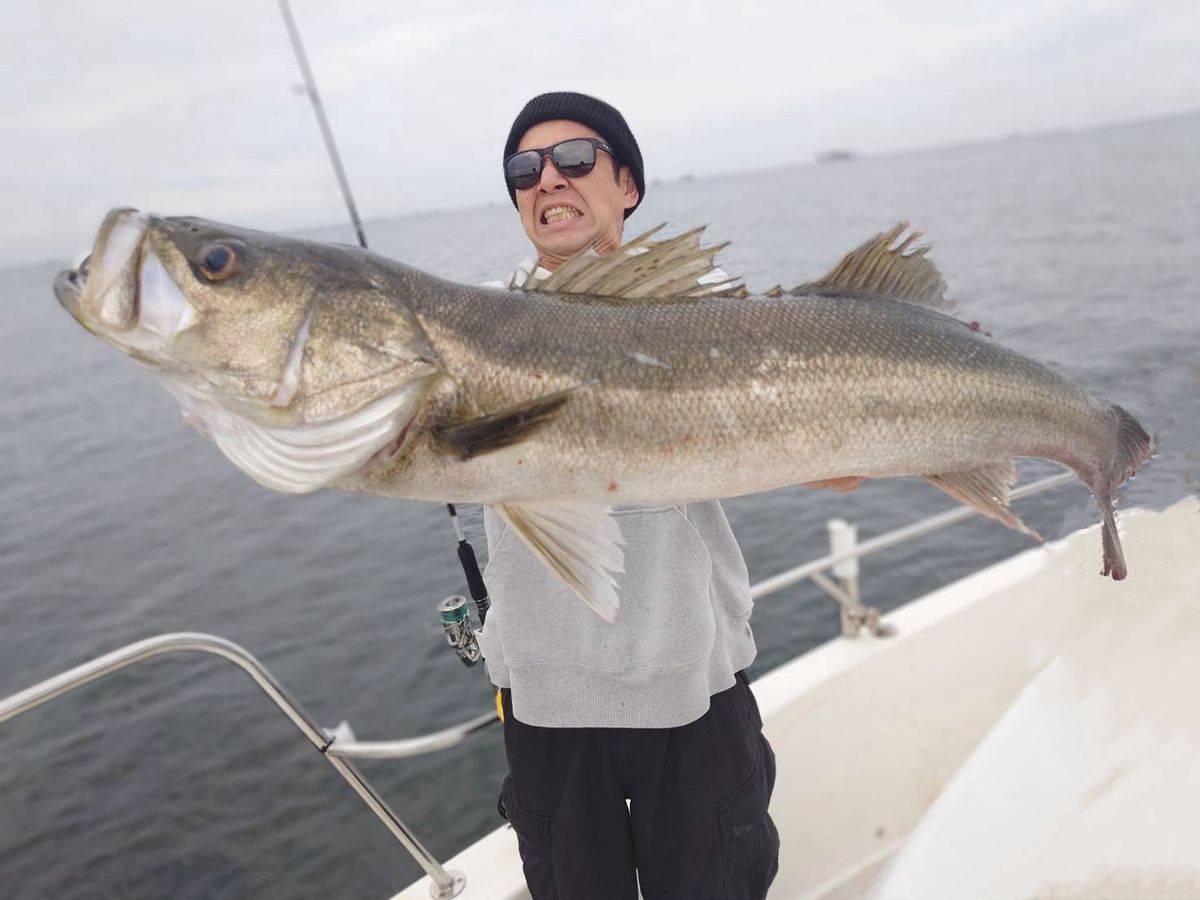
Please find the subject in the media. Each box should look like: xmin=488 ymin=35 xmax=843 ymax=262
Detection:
xmin=513 ymin=119 xmax=639 ymax=266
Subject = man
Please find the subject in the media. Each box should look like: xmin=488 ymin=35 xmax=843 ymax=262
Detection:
xmin=484 ymin=91 xmax=858 ymax=900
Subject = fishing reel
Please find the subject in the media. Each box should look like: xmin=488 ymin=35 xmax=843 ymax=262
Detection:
xmin=438 ymin=594 xmax=483 ymax=667
xmin=436 ymin=505 xmax=492 ymax=668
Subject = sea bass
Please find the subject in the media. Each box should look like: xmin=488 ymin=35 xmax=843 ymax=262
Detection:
xmin=54 ymin=208 xmax=1153 ymax=619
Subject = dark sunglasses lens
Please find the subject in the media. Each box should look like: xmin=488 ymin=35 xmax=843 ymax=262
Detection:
xmin=552 ymin=139 xmax=597 ymax=177
xmin=506 ymin=151 xmax=543 ymax=190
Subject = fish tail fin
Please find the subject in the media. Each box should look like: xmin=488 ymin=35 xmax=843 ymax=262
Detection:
xmin=1093 ymin=404 xmax=1153 ymax=581
xmin=1110 ymin=404 xmax=1153 ymax=490
xmin=1099 ymin=498 xmax=1126 ymax=580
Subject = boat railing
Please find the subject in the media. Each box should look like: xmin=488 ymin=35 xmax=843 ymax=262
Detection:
xmin=0 ymin=469 xmax=1076 ymax=898
xmin=759 ymin=469 xmax=1077 ymax=636
xmin=0 ymin=633 xmax=473 ymax=899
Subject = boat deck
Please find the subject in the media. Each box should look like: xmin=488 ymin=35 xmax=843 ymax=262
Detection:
xmin=397 ymin=497 xmax=1200 ymax=899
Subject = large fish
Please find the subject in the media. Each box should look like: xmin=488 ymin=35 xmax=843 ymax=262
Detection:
xmin=55 ymin=208 xmax=1152 ymax=619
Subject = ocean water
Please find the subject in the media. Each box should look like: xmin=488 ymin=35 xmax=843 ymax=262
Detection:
xmin=1 ymin=112 xmax=1197 ymax=899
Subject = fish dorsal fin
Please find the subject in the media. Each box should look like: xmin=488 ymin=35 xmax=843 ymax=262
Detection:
xmin=793 ymin=223 xmax=956 ymax=312
xmin=524 ymin=225 xmax=746 ymax=301
xmin=492 ymin=501 xmax=626 ymax=621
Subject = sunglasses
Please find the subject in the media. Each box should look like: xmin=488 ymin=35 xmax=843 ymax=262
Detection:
xmin=504 ymin=138 xmax=617 ymax=190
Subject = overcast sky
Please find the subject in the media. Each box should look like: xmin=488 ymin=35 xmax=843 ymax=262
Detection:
xmin=3 ymin=0 xmax=1197 ymax=266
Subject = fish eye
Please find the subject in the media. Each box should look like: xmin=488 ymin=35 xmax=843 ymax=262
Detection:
xmin=198 ymin=241 xmax=242 ymax=281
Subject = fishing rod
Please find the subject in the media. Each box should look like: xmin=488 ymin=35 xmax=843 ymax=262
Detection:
xmin=279 ymin=0 xmax=489 ymax=666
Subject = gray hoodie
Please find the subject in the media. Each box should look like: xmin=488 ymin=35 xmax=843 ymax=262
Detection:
xmin=478 ymin=259 xmax=757 ymax=727
xmin=481 ymin=502 xmax=758 ymax=728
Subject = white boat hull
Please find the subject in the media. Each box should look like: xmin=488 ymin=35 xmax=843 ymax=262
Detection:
xmin=398 ymin=497 xmax=1200 ymax=899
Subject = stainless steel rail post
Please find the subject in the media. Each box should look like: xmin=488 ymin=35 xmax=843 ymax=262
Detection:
xmin=0 ymin=632 xmax=472 ymax=899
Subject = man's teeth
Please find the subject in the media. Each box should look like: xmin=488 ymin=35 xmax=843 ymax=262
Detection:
xmin=543 ymin=206 xmax=582 ymax=224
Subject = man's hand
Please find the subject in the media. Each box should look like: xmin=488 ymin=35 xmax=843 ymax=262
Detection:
xmin=803 ymin=477 xmax=865 ymax=492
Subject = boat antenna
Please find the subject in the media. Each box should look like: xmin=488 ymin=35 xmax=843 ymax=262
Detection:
xmin=279 ymin=1 xmax=492 ymax=650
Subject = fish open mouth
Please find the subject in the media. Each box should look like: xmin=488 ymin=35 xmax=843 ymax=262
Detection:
xmin=54 ymin=208 xmax=148 ymax=333
xmin=53 ymin=262 xmax=88 ymax=316
xmin=54 ymin=208 xmax=196 ymax=345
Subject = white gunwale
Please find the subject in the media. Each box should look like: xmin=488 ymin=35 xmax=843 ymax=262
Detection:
xmin=398 ymin=496 xmax=1200 ymax=899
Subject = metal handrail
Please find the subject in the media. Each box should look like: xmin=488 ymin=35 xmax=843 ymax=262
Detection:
xmin=330 ymin=710 xmax=500 ymax=760
xmin=0 ymin=470 xmax=1079 ymax=897
xmin=0 ymin=633 xmax=475 ymax=899
xmin=751 ymin=469 xmax=1075 ymax=598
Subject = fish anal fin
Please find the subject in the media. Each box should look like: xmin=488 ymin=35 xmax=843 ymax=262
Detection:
xmin=794 ymin=222 xmax=956 ymax=313
xmin=433 ymin=387 xmax=576 ymax=461
xmin=493 ymin=501 xmax=626 ymax=621
xmin=926 ymin=461 xmax=1042 ymax=541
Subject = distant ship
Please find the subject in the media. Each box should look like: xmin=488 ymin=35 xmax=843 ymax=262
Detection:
xmin=816 ymin=149 xmax=858 ymax=163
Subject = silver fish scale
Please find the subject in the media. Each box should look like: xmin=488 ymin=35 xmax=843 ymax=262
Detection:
xmin=59 ymin=211 xmax=1150 ymax=594
xmin=375 ymin=274 xmax=1110 ymax=505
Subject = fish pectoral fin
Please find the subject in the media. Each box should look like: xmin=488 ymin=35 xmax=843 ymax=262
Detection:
xmin=433 ymin=387 xmax=578 ymax=460
xmin=925 ymin=462 xmax=1043 ymax=541
xmin=493 ymin=501 xmax=626 ymax=622
xmin=794 ymin=222 xmax=957 ymax=313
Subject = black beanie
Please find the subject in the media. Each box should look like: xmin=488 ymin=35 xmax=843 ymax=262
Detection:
xmin=503 ymin=91 xmax=645 ymax=219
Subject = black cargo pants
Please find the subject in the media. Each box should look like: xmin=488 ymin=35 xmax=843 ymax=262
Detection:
xmin=498 ymin=671 xmax=779 ymax=900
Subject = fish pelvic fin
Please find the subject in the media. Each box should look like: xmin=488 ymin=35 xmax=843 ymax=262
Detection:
xmin=794 ymin=223 xmax=956 ymax=313
xmin=526 ymin=225 xmax=747 ymax=301
xmin=493 ymin=501 xmax=626 ymax=622
xmin=1093 ymin=404 xmax=1154 ymax=580
xmin=926 ymin=461 xmax=1042 ymax=541
xmin=433 ymin=386 xmax=579 ymax=460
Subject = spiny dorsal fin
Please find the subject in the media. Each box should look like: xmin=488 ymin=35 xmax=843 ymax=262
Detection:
xmin=793 ymin=223 xmax=956 ymax=312
xmin=524 ymin=225 xmax=745 ymax=301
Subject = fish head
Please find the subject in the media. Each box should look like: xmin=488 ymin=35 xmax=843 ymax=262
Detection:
xmin=56 ymin=208 xmax=441 ymax=493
